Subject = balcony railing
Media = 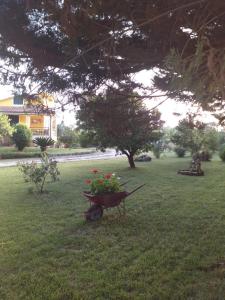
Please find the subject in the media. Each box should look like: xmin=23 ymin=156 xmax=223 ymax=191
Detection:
xmin=30 ymin=127 xmax=50 ymax=136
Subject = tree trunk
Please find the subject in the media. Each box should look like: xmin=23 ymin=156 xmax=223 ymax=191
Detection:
xmin=128 ymin=154 xmax=136 ymax=168
xmin=121 ymin=150 xmax=136 ymax=168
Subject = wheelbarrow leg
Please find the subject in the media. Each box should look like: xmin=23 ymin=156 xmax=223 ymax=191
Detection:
xmin=117 ymin=200 xmax=126 ymax=216
xmin=121 ymin=200 xmax=126 ymax=215
xmin=117 ymin=205 xmax=122 ymax=216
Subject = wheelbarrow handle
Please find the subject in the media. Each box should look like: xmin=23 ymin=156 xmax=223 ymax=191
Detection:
xmin=127 ymin=184 xmax=145 ymax=197
xmin=120 ymin=180 xmax=130 ymax=187
xmin=83 ymin=192 xmax=95 ymax=198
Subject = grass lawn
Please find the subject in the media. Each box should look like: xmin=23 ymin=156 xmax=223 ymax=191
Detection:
xmin=0 ymin=146 xmax=95 ymax=159
xmin=1 ymin=156 xmax=225 ymax=299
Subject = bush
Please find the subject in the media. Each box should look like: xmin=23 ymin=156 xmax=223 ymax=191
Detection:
xmin=18 ymin=153 xmax=60 ymax=193
xmin=57 ymin=124 xmax=79 ymax=148
xmin=0 ymin=114 xmax=13 ymax=138
xmin=219 ymin=144 xmax=225 ymax=162
xmin=199 ymin=150 xmax=212 ymax=161
xmin=78 ymin=131 xmax=96 ymax=148
xmin=33 ymin=137 xmax=55 ymax=152
xmin=1 ymin=152 xmax=41 ymax=159
xmin=59 ymin=135 xmax=73 ymax=148
xmin=174 ymin=147 xmax=186 ymax=157
xmin=12 ymin=124 xmax=32 ymax=151
xmin=152 ymin=142 xmax=163 ymax=159
xmin=192 ymin=151 xmax=212 ymax=161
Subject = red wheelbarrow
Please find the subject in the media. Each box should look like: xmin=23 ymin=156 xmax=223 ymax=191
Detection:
xmin=83 ymin=183 xmax=145 ymax=221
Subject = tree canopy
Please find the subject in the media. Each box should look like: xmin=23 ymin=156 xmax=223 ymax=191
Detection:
xmin=77 ymin=86 xmax=163 ymax=168
xmin=171 ymin=113 xmax=219 ymax=155
xmin=0 ymin=0 xmax=225 ymax=110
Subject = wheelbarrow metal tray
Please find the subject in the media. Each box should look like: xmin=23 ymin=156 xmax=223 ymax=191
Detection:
xmin=83 ymin=191 xmax=128 ymax=208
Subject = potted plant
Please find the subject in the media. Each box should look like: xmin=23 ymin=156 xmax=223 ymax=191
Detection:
xmin=84 ymin=169 xmax=122 ymax=194
xmin=83 ymin=169 xmax=145 ymax=221
xmin=83 ymin=169 xmax=127 ymax=220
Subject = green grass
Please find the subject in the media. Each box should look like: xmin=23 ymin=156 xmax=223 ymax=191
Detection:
xmin=1 ymin=156 xmax=225 ymax=299
xmin=0 ymin=146 xmax=95 ymax=159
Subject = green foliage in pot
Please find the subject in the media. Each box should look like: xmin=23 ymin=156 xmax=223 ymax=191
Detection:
xmin=85 ymin=169 xmax=122 ymax=195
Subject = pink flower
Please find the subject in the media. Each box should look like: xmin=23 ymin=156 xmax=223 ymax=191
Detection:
xmin=85 ymin=179 xmax=92 ymax=185
xmin=91 ymin=168 xmax=99 ymax=174
xmin=104 ymin=173 xmax=112 ymax=179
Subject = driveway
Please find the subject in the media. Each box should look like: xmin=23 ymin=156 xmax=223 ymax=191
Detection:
xmin=0 ymin=149 xmax=123 ymax=168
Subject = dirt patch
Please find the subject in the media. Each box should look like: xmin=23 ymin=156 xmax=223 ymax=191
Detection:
xmin=198 ymin=261 xmax=225 ymax=272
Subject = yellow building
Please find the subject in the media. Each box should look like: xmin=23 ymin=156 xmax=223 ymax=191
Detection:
xmin=0 ymin=94 xmax=57 ymax=140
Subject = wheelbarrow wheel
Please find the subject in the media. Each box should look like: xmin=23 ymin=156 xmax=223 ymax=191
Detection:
xmin=85 ymin=204 xmax=103 ymax=221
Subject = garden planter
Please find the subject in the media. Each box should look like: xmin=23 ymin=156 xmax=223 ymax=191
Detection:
xmin=83 ymin=184 xmax=145 ymax=221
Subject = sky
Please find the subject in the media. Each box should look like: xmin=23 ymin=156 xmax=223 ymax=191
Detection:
xmin=134 ymin=70 xmax=216 ymax=127
xmin=0 ymin=70 xmax=217 ymax=128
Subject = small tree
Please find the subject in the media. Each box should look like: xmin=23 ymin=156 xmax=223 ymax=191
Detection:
xmin=77 ymin=86 xmax=164 ymax=168
xmin=78 ymin=130 xmax=97 ymax=148
xmin=57 ymin=123 xmax=79 ymax=148
xmin=0 ymin=114 xmax=13 ymax=138
xmin=203 ymin=127 xmax=219 ymax=153
xmin=18 ymin=153 xmax=60 ymax=193
xmin=171 ymin=114 xmax=206 ymax=155
xmin=12 ymin=124 xmax=32 ymax=151
xmin=152 ymin=140 xmax=164 ymax=159
xmin=219 ymin=144 xmax=225 ymax=162
xmin=174 ymin=147 xmax=186 ymax=158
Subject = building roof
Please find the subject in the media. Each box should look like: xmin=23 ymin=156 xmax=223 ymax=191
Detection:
xmin=0 ymin=106 xmax=55 ymax=115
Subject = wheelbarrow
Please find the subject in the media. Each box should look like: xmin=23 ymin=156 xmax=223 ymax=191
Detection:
xmin=83 ymin=183 xmax=145 ymax=221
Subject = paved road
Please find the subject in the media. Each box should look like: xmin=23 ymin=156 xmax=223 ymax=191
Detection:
xmin=0 ymin=150 xmax=123 ymax=168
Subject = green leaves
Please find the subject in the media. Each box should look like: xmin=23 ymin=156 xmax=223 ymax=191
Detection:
xmin=0 ymin=114 xmax=13 ymax=138
xmin=33 ymin=137 xmax=55 ymax=152
xmin=18 ymin=153 xmax=60 ymax=193
xmin=77 ymin=85 xmax=164 ymax=167
xmin=85 ymin=171 xmax=122 ymax=195
xmin=12 ymin=124 xmax=32 ymax=151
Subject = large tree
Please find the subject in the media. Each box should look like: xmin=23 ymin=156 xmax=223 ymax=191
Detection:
xmin=0 ymin=0 xmax=225 ymax=111
xmin=77 ymin=86 xmax=164 ymax=168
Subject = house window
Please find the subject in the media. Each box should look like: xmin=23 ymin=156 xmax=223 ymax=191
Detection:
xmin=13 ymin=95 xmax=23 ymax=105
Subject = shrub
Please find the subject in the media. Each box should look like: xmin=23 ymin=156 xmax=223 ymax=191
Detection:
xmin=199 ymin=150 xmax=212 ymax=161
xmin=219 ymin=144 xmax=225 ymax=162
xmin=0 ymin=114 xmax=13 ymax=138
xmin=78 ymin=131 xmax=96 ymax=148
xmin=12 ymin=124 xmax=32 ymax=151
xmin=33 ymin=137 xmax=55 ymax=152
xmin=174 ymin=147 xmax=186 ymax=157
xmin=192 ymin=150 xmax=212 ymax=161
xmin=152 ymin=142 xmax=163 ymax=159
xmin=59 ymin=135 xmax=73 ymax=148
xmin=18 ymin=153 xmax=60 ymax=193
xmin=57 ymin=123 xmax=79 ymax=147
